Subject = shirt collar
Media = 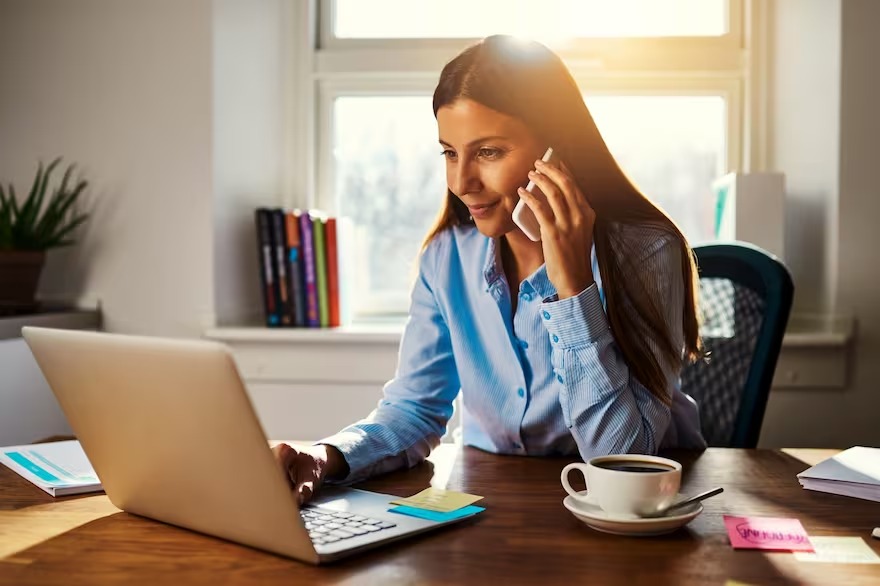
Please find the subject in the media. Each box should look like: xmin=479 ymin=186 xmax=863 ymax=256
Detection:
xmin=483 ymin=237 xmax=558 ymax=300
xmin=526 ymin=263 xmax=557 ymax=301
xmin=481 ymin=236 xmax=503 ymax=289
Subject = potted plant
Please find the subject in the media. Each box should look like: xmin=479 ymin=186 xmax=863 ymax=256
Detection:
xmin=0 ymin=158 xmax=89 ymax=314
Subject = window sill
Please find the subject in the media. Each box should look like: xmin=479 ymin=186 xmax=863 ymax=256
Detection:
xmin=204 ymin=313 xmax=853 ymax=391
xmin=204 ymin=322 xmax=404 ymax=346
xmin=779 ymin=314 xmax=853 ymax=348
xmin=205 ymin=313 xmax=853 ymax=349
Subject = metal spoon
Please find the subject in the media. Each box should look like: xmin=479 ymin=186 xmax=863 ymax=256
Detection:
xmin=646 ymin=487 xmax=724 ymax=518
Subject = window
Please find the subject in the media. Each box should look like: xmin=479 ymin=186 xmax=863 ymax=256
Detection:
xmin=333 ymin=96 xmax=443 ymax=312
xmin=585 ymin=95 xmax=727 ymax=243
xmin=298 ymin=0 xmax=749 ymax=318
xmin=333 ymin=0 xmax=728 ymax=39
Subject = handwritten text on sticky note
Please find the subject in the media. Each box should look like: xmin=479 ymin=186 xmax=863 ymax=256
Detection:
xmin=389 ymin=487 xmax=484 ymax=513
xmin=723 ymin=515 xmax=814 ymax=551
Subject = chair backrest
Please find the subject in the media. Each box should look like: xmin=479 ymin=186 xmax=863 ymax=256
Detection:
xmin=680 ymin=242 xmax=794 ymax=448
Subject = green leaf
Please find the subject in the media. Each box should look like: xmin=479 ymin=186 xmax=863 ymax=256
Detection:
xmin=41 ymin=213 xmax=88 ymax=248
xmin=0 ymin=186 xmax=12 ymax=249
xmin=19 ymin=157 xmax=62 ymax=236
xmin=9 ymin=185 xmax=20 ymax=219
xmin=36 ymin=179 xmax=88 ymax=243
xmin=16 ymin=162 xmax=43 ymax=233
xmin=2 ymin=159 xmax=90 ymax=249
xmin=57 ymin=162 xmax=76 ymax=199
xmin=36 ymin=163 xmax=78 ymax=238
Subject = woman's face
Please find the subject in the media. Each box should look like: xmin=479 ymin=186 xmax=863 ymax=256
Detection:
xmin=437 ymin=99 xmax=545 ymax=238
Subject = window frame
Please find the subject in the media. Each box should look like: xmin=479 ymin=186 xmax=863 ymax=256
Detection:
xmin=318 ymin=0 xmax=744 ymax=55
xmin=289 ymin=0 xmax=756 ymax=318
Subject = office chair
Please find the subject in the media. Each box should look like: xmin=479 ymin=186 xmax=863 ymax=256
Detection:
xmin=680 ymin=242 xmax=794 ymax=448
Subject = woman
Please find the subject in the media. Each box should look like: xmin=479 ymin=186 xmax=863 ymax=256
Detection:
xmin=274 ymin=35 xmax=706 ymax=503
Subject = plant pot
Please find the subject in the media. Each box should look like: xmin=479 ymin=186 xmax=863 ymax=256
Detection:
xmin=0 ymin=250 xmax=46 ymax=314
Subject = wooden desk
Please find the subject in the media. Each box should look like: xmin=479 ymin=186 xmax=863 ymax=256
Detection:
xmin=2 ymin=446 xmax=879 ymax=585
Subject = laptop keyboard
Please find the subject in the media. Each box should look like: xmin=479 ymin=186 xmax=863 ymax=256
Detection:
xmin=300 ymin=507 xmax=397 ymax=546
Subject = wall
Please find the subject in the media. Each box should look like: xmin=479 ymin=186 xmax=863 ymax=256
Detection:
xmin=829 ymin=0 xmax=880 ymax=445
xmin=0 ymin=0 xmax=215 ymax=337
xmin=212 ymin=0 xmax=289 ymax=327
xmin=0 ymin=0 xmax=287 ymax=444
xmin=0 ymin=339 xmax=71 ymax=445
xmin=760 ymin=0 xmax=879 ymax=448
xmin=766 ymin=0 xmax=840 ymax=313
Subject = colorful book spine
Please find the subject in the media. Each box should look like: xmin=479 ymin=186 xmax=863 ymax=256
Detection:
xmin=255 ymin=208 xmax=280 ymax=327
xmin=325 ymin=217 xmax=340 ymax=327
xmin=335 ymin=216 xmax=353 ymax=326
xmin=270 ymin=209 xmax=291 ymax=326
xmin=285 ymin=210 xmax=306 ymax=327
xmin=299 ymin=212 xmax=320 ymax=327
xmin=313 ymin=216 xmax=329 ymax=328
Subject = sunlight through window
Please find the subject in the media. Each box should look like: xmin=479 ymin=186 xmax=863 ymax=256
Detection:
xmin=335 ymin=0 xmax=726 ymax=40
xmin=318 ymin=0 xmax=742 ymax=316
xmin=332 ymin=94 xmax=725 ymax=314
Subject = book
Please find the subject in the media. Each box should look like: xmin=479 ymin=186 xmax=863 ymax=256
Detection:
xmin=255 ymin=208 xmax=280 ymax=327
xmin=313 ymin=216 xmax=330 ymax=328
xmin=299 ymin=212 xmax=320 ymax=327
xmin=335 ymin=216 xmax=354 ymax=326
xmin=270 ymin=209 xmax=292 ymax=326
xmin=797 ymin=446 xmax=880 ymax=503
xmin=325 ymin=217 xmax=340 ymax=327
xmin=0 ymin=440 xmax=102 ymax=497
xmin=285 ymin=210 xmax=306 ymax=327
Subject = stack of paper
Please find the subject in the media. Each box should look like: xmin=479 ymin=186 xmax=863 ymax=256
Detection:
xmin=796 ymin=446 xmax=880 ymax=503
xmin=0 ymin=440 xmax=102 ymax=497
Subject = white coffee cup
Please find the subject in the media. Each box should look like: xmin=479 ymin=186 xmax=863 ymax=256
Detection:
xmin=561 ymin=454 xmax=682 ymax=517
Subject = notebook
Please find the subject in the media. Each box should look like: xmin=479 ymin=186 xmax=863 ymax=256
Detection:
xmin=0 ymin=440 xmax=101 ymax=496
xmin=796 ymin=446 xmax=880 ymax=503
xmin=20 ymin=326 xmax=482 ymax=564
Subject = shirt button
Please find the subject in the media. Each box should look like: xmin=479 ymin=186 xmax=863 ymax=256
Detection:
xmin=556 ymin=374 xmax=564 ymax=384
xmin=542 ymin=310 xmax=551 ymax=320
xmin=519 ymin=339 xmax=529 ymax=349
xmin=519 ymin=291 xmax=533 ymax=302
xmin=552 ymin=334 xmax=559 ymax=343
xmin=517 ymin=388 xmax=525 ymax=398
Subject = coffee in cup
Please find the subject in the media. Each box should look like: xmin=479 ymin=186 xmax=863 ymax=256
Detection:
xmin=561 ymin=454 xmax=681 ymax=517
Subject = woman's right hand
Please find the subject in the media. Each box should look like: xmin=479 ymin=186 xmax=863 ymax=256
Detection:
xmin=271 ymin=443 xmax=348 ymax=504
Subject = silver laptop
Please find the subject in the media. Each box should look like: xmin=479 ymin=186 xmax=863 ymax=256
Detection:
xmin=22 ymin=326 xmax=478 ymax=564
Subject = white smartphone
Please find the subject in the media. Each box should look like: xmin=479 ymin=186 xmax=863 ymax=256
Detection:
xmin=512 ymin=146 xmax=554 ymax=242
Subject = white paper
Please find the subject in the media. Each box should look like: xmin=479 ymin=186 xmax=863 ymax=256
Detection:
xmin=799 ymin=478 xmax=880 ymax=503
xmin=797 ymin=447 xmax=880 ymax=485
xmin=793 ymin=536 xmax=880 ymax=564
xmin=796 ymin=446 xmax=880 ymax=503
xmin=0 ymin=440 xmax=101 ymax=496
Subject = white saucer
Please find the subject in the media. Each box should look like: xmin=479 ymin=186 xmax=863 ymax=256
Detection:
xmin=563 ymin=491 xmax=703 ymax=537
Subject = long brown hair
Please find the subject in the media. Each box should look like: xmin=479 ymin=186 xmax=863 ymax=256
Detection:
xmin=425 ymin=35 xmax=701 ymax=404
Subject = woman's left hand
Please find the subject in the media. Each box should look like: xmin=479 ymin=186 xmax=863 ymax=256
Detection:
xmin=517 ymin=158 xmax=597 ymax=299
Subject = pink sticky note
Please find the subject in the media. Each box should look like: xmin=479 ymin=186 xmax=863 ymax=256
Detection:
xmin=723 ymin=515 xmax=814 ymax=552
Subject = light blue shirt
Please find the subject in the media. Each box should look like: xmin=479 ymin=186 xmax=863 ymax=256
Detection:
xmin=321 ymin=223 xmax=706 ymax=483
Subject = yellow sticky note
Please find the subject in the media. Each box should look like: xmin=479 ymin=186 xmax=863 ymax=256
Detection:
xmin=389 ymin=487 xmax=484 ymax=513
xmin=793 ymin=536 xmax=880 ymax=564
